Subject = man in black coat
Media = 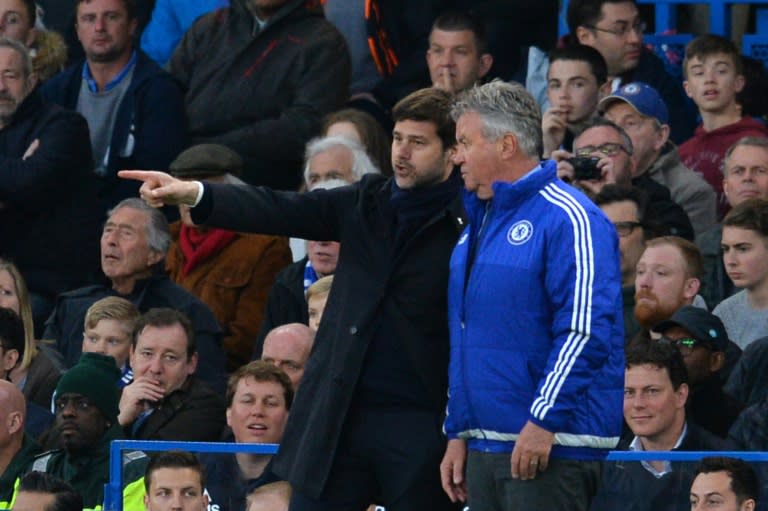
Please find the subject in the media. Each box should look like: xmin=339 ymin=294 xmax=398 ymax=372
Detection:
xmin=122 ymin=87 xmax=464 ymax=510
xmin=0 ymin=37 xmax=101 ymax=332
xmin=43 ymin=198 xmax=226 ymax=394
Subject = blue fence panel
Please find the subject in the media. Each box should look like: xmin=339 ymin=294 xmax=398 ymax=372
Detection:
xmin=106 ymin=440 xmax=279 ymax=511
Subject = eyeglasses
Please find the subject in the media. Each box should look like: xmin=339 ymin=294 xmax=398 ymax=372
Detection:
xmin=574 ymin=143 xmax=630 ymax=158
xmin=55 ymin=396 xmax=94 ymax=413
xmin=614 ymin=221 xmax=642 ymax=237
xmin=587 ymin=21 xmax=647 ymax=38
xmin=659 ymin=336 xmax=704 ymax=356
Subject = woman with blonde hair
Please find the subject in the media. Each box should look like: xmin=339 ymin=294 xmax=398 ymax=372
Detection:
xmin=0 ymin=258 xmax=63 ymax=408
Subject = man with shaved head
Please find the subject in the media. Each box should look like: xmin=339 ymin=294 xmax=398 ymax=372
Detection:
xmin=260 ymin=323 xmax=315 ymax=390
xmin=0 ymin=380 xmax=41 ymax=507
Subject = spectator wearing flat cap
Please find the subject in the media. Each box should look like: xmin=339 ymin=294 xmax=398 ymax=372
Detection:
xmin=655 ymin=306 xmax=744 ymax=438
xmin=26 ymin=353 xmax=147 ymax=511
xmin=166 ymin=144 xmax=292 ymax=372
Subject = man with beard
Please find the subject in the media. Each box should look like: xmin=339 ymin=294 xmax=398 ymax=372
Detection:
xmin=26 ymin=353 xmax=146 ymax=510
xmin=41 ymin=0 xmax=187 ymax=216
xmin=633 ymin=236 xmax=742 ymax=381
xmin=634 ymin=236 xmax=704 ymax=335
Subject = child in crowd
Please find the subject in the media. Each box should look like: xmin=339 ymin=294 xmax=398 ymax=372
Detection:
xmin=306 ymin=275 xmax=333 ymax=332
xmin=714 ymin=198 xmax=768 ymax=349
xmin=679 ymin=34 xmax=768 ymax=217
xmin=81 ymin=296 xmax=140 ymax=387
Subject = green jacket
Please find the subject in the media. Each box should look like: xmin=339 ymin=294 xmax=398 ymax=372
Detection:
xmin=0 ymin=434 xmax=41 ymax=507
xmin=27 ymin=423 xmax=147 ymax=511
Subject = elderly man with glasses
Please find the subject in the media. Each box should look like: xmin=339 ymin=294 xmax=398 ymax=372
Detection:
xmin=556 ymin=117 xmax=694 ymax=240
xmin=601 ymin=82 xmax=717 ymax=238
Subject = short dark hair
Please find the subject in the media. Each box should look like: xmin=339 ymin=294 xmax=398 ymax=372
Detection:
xmin=77 ymin=0 xmax=136 ymax=19
xmin=595 ymin=185 xmax=647 ymax=219
xmin=567 ymin=0 xmax=638 ymax=35
xmin=625 ymin=338 xmax=688 ymax=390
xmin=226 ymin=360 xmax=294 ymax=409
xmin=431 ymin=10 xmax=489 ymax=55
xmin=723 ymin=198 xmax=768 ymax=239
xmin=18 ymin=472 xmax=83 ymax=511
xmin=549 ymin=44 xmax=608 ymax=86
xmin=684 ymin=34 xmax=742 ymax=78
xmin=0 ymin=306 xmax=25 ymax=360
xmin=133 ymin=308 xmax=196 ymax=359
xmin=593 ymin=185 xmax=673 ymax=240
xmin=392 ymin=87 xmax=456 ymax=150
xmin=694 ymin=457 xmax=760 ymax=505
xmin=144 ymin=450 xmax=205 ymax=492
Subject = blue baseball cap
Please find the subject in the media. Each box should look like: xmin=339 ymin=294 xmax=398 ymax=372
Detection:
xmin=598 ymin=82 xmax=669 ymax=125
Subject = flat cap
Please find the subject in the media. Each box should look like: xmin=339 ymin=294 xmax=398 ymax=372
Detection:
xmin=169 ymin=144 xmax=243 ymax=178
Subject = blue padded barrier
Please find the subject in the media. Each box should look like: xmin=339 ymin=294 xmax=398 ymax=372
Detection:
xmin=743 ymin=34 xmax=768 ymax=67
xmin=106 ymin=440 xmax=279 ymax=511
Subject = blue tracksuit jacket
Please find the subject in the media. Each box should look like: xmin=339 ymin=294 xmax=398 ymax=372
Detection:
xmin=445 ymin=160 xmax=625 ymax=460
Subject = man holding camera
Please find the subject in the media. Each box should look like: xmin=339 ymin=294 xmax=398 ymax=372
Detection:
xmin=556 ymin=117 xmax=695 ymax=240
xmin=601 ymin=82 xmax=717 ymax=238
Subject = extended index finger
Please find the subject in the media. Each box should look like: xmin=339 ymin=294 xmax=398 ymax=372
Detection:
xmin=118 ymin=170 xmax=167 ymax=183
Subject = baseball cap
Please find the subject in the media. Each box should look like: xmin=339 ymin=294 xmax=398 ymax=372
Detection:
xmin=654 ymin=306 xmax=729 ymax=352
xmin=598 ymin=81 xmax=669 ymax=124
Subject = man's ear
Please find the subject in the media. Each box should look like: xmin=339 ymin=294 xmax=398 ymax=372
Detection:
xmin=683 ymin=277 xmax=701 ymax=301
xmin=708 ymin=350 xmax=725 ymax=373
xmin=499 ymin=132 xmax=519 ymax=160
xmin=146 ymin=250 xmax=164 ymax=267
xmin=25 ymin=26 xmax=37 ymax=47
xmin=653 ymin=124 xmax=671 ymax=152
xmin=575 ymin=26 xmax=594 ymax=46
xmin=478 ymin=54 xmax=493 ymax=79
xmin=598 ymin=80 xmax=612 ymax=99
xmin=25 ymin=72 xmax=38 ymax=93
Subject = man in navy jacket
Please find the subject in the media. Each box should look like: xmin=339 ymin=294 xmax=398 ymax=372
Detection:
xmin=41 ymin=0 xmax=186 ymax=216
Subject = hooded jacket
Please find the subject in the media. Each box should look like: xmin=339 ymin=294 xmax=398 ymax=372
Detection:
xmin=645 ymin=142 xmax=717 ymax=238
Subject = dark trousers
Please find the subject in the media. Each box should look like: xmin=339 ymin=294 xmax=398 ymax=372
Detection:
xmin=288 ymin=406 xmax=459 ymax=511
xmin=466 ymin=450 xmax=601 ymax=511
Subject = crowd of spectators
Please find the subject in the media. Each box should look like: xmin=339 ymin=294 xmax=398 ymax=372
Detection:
xmin=2 ymin=0 xmax=768 ymax=510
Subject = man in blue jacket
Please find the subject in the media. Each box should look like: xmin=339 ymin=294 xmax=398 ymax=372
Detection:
xmin=440 ymin=80 xmax=625 ymax=510
xmin=41 ymin=0 xmax=187 ymax=216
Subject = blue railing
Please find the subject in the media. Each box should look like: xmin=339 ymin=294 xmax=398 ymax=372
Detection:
xmin=105 ymin=441 xmax=768 ymax=511
xmin=106 ymin=440 xmax=279 ymax=511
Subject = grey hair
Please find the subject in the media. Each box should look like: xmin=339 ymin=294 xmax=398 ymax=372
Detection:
xmin=107 ymin=198 xmax=171 ymax=255
xmin=303 ymin=135 xmax=380 ymax=186
xmin=723 ymin=136 xmax=768 ymax=175
xmin=0 ymin=37 xmax=32 ymax=78
xmin=577 ymin=117 xmax=635 ymax=156
xmin=451 ymin=80 xmax=543 ymax=159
